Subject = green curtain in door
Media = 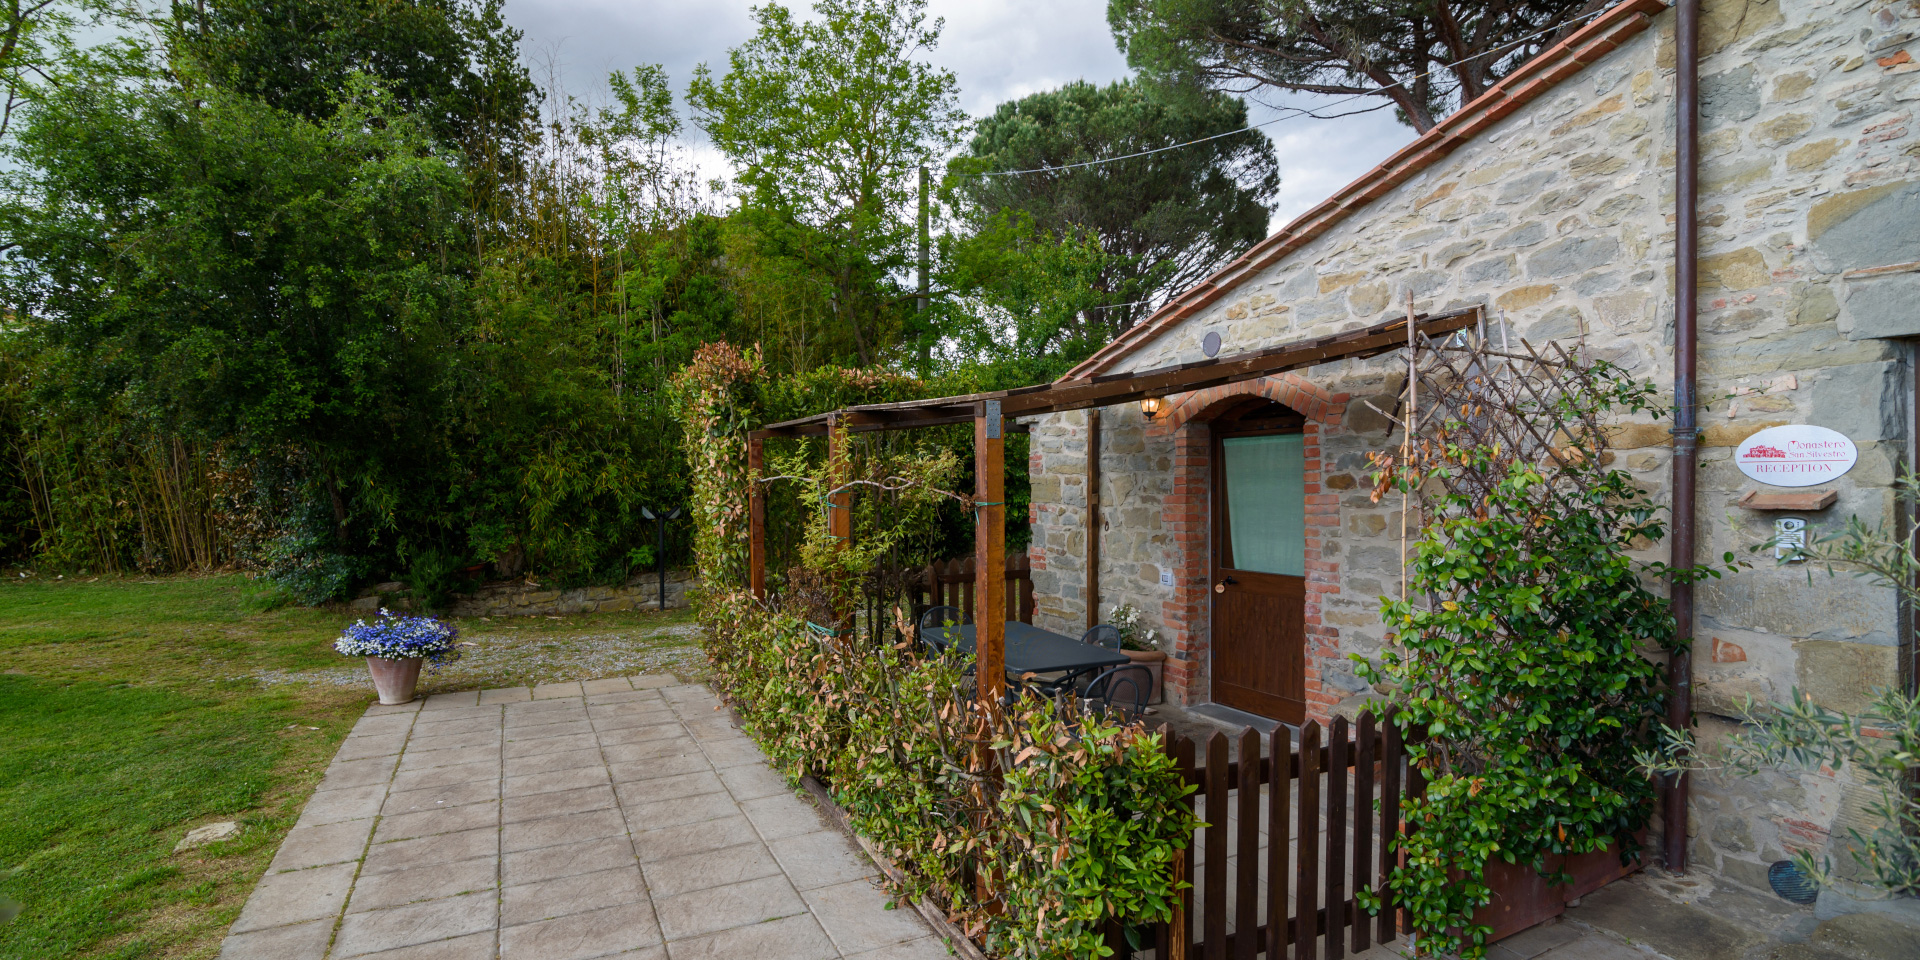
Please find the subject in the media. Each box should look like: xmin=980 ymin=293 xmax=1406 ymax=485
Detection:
xmin=1222 ymin=434 xmax=1305 ymax=576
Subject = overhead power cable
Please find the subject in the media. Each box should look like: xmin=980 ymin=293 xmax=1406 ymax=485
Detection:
xmin=964 ymin=7 xmax=1616 ymax=180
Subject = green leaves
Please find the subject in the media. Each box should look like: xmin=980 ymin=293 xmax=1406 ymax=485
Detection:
xmin=944 ymin=78 xmax=1277 ymax=351
xmin=688 ymin=0 xmax=964 ymax=368
xmin=699 ymin=591 xmax=1195 ymax=959
xmin=1355 ymin=364 xmax=1684 ymax=958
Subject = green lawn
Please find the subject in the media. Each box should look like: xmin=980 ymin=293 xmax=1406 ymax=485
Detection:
xmin=0 ymin=575 xmax=704 ymax=958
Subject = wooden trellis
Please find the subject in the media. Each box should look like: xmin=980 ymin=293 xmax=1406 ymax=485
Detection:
xmin=1373 ymin=314 xmax=1619 ymax=534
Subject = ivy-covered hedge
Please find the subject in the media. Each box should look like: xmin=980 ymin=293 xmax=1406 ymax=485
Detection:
xmin=703 ymin=589 xmax=1194 ymax=958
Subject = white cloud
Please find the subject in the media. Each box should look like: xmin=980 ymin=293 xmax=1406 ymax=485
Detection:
xmin=500 ymin=0 xmax=1417 ymax=232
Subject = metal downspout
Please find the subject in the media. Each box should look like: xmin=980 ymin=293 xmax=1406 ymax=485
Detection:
xmin=1666 ymin=0 xmax=1700 ymax=875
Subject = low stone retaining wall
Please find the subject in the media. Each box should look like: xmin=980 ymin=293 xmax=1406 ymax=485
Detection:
xmin=350 ymin=571 xmax=694 ymax=617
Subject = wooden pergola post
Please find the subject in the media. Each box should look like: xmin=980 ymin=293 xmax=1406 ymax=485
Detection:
xmin=1085 ymin=408 xmax=1102 ymax=630
xmin=748 ymin=434 xmax=767 ymax=600
xmin=826 ymin=413 xmax=852 ymax=545
xmin=974 ymin=400 xmax=1006 ymax=703
xmin=827 ymin=413 xmax=853 ymax=630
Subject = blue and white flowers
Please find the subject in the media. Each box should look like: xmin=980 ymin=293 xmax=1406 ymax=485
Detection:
xmin=334 ymin=610 xmax=461 ymax=665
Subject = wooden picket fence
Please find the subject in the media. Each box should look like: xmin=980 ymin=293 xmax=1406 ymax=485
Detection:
xmin=1136 ymin=713 xmax=1415 ymax=960
xmin=905 ymin=554 xmax=1037 ymax=625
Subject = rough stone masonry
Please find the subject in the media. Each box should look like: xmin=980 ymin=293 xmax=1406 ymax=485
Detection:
xmin=1025 ymin=0 xmax=1920 ymax=904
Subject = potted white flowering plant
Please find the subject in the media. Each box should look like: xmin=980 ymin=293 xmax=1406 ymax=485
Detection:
xmin=1108 ymin=603 xmax=1166 ymax=703
xmin=334 ymin=610 xmax=460 ymax=704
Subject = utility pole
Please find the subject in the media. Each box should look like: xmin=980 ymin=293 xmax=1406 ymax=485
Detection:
xmin=916 ymin=166 xmax=931 ymax=373
xmin=916 ymin=166 xmax=930 ymax=317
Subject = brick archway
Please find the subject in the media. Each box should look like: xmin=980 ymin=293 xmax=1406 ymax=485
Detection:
xmin=1157 ymin=373 xmax=1346 ymax=433
xmin=1149 ymin=375 xmax=1348 ymax=719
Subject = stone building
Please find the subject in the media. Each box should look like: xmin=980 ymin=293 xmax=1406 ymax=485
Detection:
xmin=1023 ymin=0 xmax=1920 ymax=902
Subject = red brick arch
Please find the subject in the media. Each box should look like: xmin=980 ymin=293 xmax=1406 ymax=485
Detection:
xmin=1154 ymin=373 xmax=1346 ymax=435
xmin=1150 ymin=375 xmax=1349 ymax=720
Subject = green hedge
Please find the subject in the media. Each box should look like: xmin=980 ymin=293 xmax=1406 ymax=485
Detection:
xmin=702 ymin=590 xmax=1195 ymax=958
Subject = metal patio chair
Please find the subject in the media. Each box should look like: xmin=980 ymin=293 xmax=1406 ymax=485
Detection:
xmin=1080 ymin=624 xmax=1122 ymax=651
xmin=1080 ymin=664 xmax=1153 ymax=722
xmin=917 ymin=605 xmax=962 ymax=656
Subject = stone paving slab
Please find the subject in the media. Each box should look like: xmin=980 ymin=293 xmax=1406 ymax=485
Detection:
xmin=220 ymin=675 xmax=953 ymax=960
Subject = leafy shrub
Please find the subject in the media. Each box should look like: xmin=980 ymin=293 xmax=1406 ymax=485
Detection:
xmin=404 ymin=548 xmax=472 ymax=611
xmin=703 ymin=589 xmax=1192 ymax=958
xmin=1722 ymin=688 xmax=1920 ymax=894
xmin=1356 ymin=361 xmax=1728 ymax=957
xmin=264 ymin=533 xmax=370 ymax=605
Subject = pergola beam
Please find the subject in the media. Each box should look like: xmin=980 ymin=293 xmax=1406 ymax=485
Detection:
xmin=999 ymin=309 xmax=1478 ymax=414
xmin=745 ymin=308 xmax=1480 ymax=440
xmin=738 ymin=307 xmax=1481 ymax=629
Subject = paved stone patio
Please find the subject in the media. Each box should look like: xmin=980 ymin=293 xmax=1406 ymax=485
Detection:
xmin=219 ymin=676 xmax=951 ymax=960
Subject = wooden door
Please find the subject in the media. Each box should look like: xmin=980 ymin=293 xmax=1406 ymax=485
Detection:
xmin=1210 ymin=401 xmax=1307 ymax=724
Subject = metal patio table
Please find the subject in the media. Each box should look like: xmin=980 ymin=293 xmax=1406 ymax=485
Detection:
xmin=923 ymin=621 xmax=1130 ymax=687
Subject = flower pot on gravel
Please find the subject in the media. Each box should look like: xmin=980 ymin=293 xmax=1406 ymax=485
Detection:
xmin=1120 ymin=648 xmax=1166 ymax=704
xmin=365 ymin=656 xmax=424 ymax=704
xmin=333 ymin=609 xmax=461 ymax=704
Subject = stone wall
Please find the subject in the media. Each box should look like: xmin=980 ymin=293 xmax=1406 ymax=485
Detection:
xmin=1027 ymin=0 xmax=1920 ymax=900
xmin=351 ymin=572 xmax=695 ymax=617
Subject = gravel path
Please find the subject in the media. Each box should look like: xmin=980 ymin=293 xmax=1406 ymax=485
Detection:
xmin=246 ymin=616 xmax=709 ymax=695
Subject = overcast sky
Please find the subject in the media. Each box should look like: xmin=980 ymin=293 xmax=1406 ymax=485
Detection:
xmin=502 ymin=0 xmax=1415 ymax=228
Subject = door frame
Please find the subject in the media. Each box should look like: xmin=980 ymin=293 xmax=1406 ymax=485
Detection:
xmin=1150 ymin=374 xmax=1351 ymax=722
xmin=1208 ymin=401 xmax=1309 ymax=724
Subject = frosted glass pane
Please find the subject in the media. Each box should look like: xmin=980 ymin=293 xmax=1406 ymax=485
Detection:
xmin=1223 ymin=434 xmax=1305 ymax=576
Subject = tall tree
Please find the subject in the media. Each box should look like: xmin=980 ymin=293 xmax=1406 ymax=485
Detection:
xmin=1 ymin=49 xmax=476 ymax=583
xmin=0 ymin=0 xmax=84 ymax=142
xmin=179 ymin=0 xmax=536 ymax=145
xmin=179 ymin=0 xmax=540 ymax=239
xmin=687 ymin=0 xmax=967 ymax=367
xmin=1107 ymin=0 xmax=1611 ymax=132
xmin=951 ymin=79 xmax=1277 ymax=339
xmin=934 ymin=213 xmax=1123 ymax=382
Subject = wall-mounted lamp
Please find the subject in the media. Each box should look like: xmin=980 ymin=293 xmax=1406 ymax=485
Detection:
xmin=1139 ymin=397 xmax=1165 ymax=421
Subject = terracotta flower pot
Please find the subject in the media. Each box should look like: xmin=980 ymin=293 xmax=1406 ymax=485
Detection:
xmin=365 ymin=656 xmax=423 ymax=705
xmin=1121 ymin=648 xmax=1167 ymax=704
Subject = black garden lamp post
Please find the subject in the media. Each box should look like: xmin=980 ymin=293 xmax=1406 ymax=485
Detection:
xmin=638 ymin=506 xmax=683 ymax=610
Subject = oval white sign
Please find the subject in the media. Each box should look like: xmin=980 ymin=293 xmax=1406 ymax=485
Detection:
xmin=1734 ymin=424 xmax=1857 ymax=487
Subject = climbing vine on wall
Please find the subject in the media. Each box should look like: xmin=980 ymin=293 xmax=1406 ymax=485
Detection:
xmin=1358 ymin=339 xmax=1734 ymax=958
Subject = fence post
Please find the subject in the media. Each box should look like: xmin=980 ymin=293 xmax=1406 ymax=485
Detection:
xmin=1353 ymin=712 xmax=1376 ymax=954
xmin=1296 ymin=721 xmax=1321 ymax=960
xmin=1267 ymin=724 xmax=1292 ymax=958
xmin=1203 ymin=733 xmax=1229 ymax=959
xmin=1234 ymin=728 xmax=1261 ymax=960
xmin=1326 ymin=717 xmax=1349 ymax=960
xmin=1170 ymin=732 xmax=1195 ymax=960
xmin=1379 ymin=718 xmax=1403 ymax=944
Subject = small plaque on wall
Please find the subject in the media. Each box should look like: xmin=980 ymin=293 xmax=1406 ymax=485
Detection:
xmin=1733 ymin=425 xmax=1857 ymax=487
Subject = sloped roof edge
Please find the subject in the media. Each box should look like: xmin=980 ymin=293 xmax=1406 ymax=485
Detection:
xmin=1059 ymin=0 xmax=1669 ymax=381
